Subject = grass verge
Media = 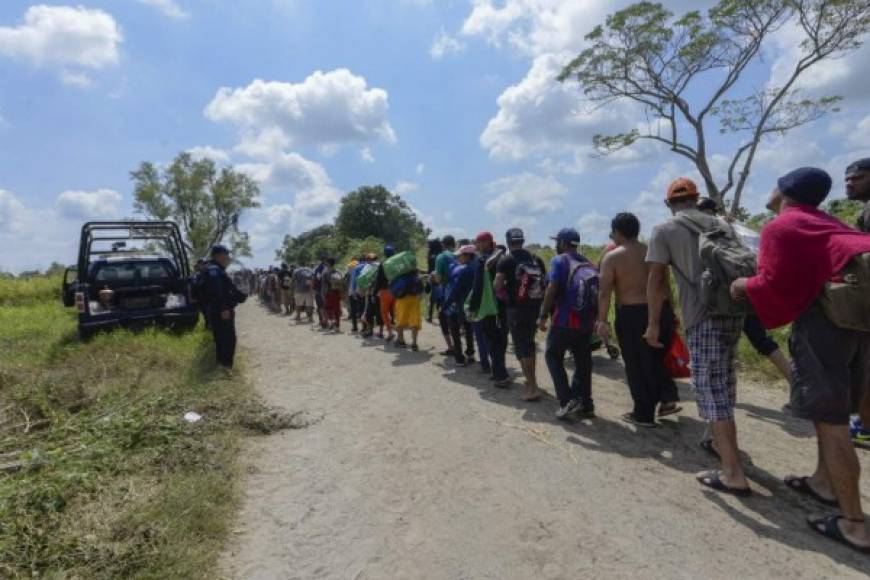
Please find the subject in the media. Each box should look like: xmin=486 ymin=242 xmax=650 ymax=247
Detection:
xmin=0 ymin=276 xmax=295 ymax=579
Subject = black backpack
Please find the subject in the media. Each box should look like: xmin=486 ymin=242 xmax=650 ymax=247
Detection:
xmin=512 ymin=255 xmax=545 ymax=303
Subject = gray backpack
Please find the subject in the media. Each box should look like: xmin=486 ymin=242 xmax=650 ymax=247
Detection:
xmin=674 ymin=214 xmax=757 ymax=317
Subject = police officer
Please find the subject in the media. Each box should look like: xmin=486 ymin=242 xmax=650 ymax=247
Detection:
xmin=203 ymin=244 xmax=246 ymax=368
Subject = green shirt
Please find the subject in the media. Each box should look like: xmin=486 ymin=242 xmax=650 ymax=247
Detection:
xmin=434 ymin=250 xmax=455 ymax=285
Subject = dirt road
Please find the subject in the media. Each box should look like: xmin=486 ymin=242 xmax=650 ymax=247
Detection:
xmin=221 ymin=302 xmax=870 ymax=579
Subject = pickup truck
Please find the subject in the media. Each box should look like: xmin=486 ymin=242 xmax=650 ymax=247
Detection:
xmin=62 ymin=221 xmax=199 ymax=339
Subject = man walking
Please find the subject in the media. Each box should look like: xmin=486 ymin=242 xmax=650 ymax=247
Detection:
xmin=278 ymin=262 xmax=293 ymax=315
xmin=646 ymin=177 xmax=749 ymax=495
xmin=433 ymin=235 xmax=458 ymax=356
xmin=597 ymin=213 xmax=681 ymax=428
xmin=445 ymin=245 xmax=477 ymax=366
xmin=495 ymin=228 xmax=546 ymax=401
xmin=293 ymin=264 xmax=315 ymax=322
xmin=732 ymin=167 xmax=870 ymax=551
xmin=538 ymin=228 xmax=596 ymax=418
xmin=467 ymin=232 xmax=511 ymax=387
xmin=203 ymin=244 xmax=246 ymax=369
xmin=845 ymin=158 xmax=870 ymax=444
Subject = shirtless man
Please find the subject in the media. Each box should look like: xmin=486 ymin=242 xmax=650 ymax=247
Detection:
xmin=596 ymin=212 xmax=681 ymax=428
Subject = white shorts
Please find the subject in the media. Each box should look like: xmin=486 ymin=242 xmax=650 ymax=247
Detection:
xmin=296 ymin=291 xmax=314 ymax=309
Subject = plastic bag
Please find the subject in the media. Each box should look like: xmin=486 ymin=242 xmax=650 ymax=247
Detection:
xmin=664 ymin=328 xmax=691 ymax=379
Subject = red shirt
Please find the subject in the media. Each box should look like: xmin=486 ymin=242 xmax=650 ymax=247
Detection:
xmin=746 ymin=205 xmax=870 ymax=329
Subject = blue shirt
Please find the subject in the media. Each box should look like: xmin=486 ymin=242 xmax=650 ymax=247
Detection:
xmin=350 ymin=262 xmax=367 ymax=292
xmin=445 ymin=262 xmax=474 ymax=315
xmin=547 ymin=252 xmax=593 ymax=331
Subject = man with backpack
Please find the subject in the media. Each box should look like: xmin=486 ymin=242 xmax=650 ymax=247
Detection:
xmin=278 ymin=263 xmax=293 ymax=315
xmin=375 ymin=245 xmax=397 ymax=342
xmin=538 ymin=228 xmax=597 ymax=418
xmin=467 ymin=232 xmax=511 ymax=387
xmin=496 ymin=228 xmax=547 ymax=401
xmin=646 ymin=177 xmax=753 ymax=496
xmin=433 ymin=235 xmax=458 ymax=356
xmin=731 ymin=167 xmax=870 ymax=552
xmin=445 ymin=245 xmax=477 ymax=366
xmin=845 ymin=158 xmax=870 ymax=444
xmin=292 ymin=264 xmax=315 ymax=322
xmin=597 ymin=213 xmax=681 ymax=428
xmin=321 ymin=258 xmax=343 ymax=331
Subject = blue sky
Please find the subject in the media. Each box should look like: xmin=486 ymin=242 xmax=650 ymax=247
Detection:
xmin=1 ymin=0 xmax=869 ymax=271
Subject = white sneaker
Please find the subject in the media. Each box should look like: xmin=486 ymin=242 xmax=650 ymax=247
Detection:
xmin=555 ymin=399 xmax=581 ymax=420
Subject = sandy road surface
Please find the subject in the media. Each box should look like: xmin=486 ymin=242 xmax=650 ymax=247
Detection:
xmin=221 ymin=302 xmax=870 ymax=579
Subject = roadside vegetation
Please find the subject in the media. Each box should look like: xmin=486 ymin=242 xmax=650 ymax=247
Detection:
xmin=0 ymin=275 xmax=288 ymax=579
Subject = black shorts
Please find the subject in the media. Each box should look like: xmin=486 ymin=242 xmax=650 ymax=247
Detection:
xmin=789 ymin=304 xmax=870 ymax=425
xmin=507 ymin=307 xmax=539 ymax=359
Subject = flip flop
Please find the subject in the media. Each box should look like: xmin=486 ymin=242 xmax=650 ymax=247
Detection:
xmin=411 ymin=343 xmax=419 ymax=352
xmin=696 ymin=470 xmax=752 ymax=497
xmin=807 ymin=515 xmax=870 ymax=554
xmin=699 ymin=438 xmax=720 ymax=460
xmin=521 ymin=391 xmax=542 ymax=402
xmin=784 ymin=476 xmax=838 ymax=508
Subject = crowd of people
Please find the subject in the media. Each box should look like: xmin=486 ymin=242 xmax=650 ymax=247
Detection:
xmin=202 ymin=158 xmax=870 ymax=554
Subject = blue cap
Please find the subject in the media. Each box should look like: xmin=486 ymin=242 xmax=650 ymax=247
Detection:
xmin=777 ymin=167 xmax=832 ymax=207
xmin=211 ymin=244 xmax=230 ymax=256
xmin=551 ymin=227 xmax=580 ymax=245
xmin=384 ymin=245 xmax=396 ymax=257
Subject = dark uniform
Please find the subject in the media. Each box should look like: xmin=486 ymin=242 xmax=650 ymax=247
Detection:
xmin=203 ymin=258 xmax=245 ymax=368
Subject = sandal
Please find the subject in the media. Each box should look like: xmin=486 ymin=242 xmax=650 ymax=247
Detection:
xmin=807 ymin=515 xmax=870 ymax=554
xmin=784 ymin=476 xmax=838 ymax=508
xmin=658 ymin=403 xmax=683 ymax=418
xmin=411 ymin=343 xmax=419 ymax=352
xmin=699 ymin=438 xmax=720 ymax=460
xmin=395 ymin=340 xmax=408 ymax=349
xmin=696 ymin=470 xmax=752 ymax=497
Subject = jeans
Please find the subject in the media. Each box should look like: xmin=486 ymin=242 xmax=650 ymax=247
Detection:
xmin=545 ymin=327 xmax=593 ymax=407
xmin=480 ymin=315 xmax=509 ymax=381
xmin=472 ymin=320 xmax=491 ymax=371
xmin=448 ymin=313 xmax=475 ymax=364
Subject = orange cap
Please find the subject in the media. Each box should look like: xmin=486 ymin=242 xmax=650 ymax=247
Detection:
xmin=666 ymin=177 xmax=699 ymax=201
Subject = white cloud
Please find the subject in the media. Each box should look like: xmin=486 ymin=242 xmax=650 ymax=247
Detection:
xmin=360 ymin=147 xmax=375 ymax=163
xmin=430 ymin=29 xmax=465 ymax=60
xmin=415 ymin=163 xmax=425 ymax=175
xmin=395 ymin=181 xmax=419 ymax=195
xmin=0 ymin=189 xmax=27 ymax=234
xmin=187 ymin=145 xmax=230 ymax=163
xmin=485 ymin=172 xmax=566 ymax=216
xmin=576 ymin=211 xmax=610 ymax=241
xmin=56 ymin=189 xmax=123 ymax=221
xmin=0 ymin=5 xmax=122 ymax=85
xmin=480 ymin=53 xmax=643 ymax=167
xmin=204 ymin=69 xmax=396 ymax=151
xmin=0 ymin=188 xmax=128 ymax=272
xmin=60 ymin=70 xmax=93 ymax=88
xmin=849 ymin=115 xmax=870 ymax=149
xmin=136 ymin=0 xmax=189 ymax=19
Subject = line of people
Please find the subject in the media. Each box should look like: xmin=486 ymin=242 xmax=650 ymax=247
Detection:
xmin=247 ymin=159 xmax=870 ymax=553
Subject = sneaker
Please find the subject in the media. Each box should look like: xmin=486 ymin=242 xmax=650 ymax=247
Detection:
xmin=494 ymin=378 xmax=512 ymax=389
xmin=850 ymin=417 xmax=870 ymax=444
xmin=556 ymin=399 xmax=581 ymax=420
xmin=576 ymin=404 xmax=596 ymax=419
xmin=622 ymin=412 xmax=658 ymax=428
xmin=439 ymin=349 xmax=454 ymax=356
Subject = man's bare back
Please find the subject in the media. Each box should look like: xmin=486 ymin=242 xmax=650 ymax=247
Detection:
xmin=601 ymin=241 xmax=649 ymax=306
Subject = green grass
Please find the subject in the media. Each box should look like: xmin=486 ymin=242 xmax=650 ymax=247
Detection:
xmin=0 ymin=276 xmax=265 ymax=579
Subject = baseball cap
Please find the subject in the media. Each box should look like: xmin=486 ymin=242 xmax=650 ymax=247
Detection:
xmin=211 ymin=244 xmax=230 ymax=256
xmin=846 ymin=158 xmax=870 ymax=175
xmin=550 ymin=227 xmax=580 ymax=246
xmin=455 ymin=244 xmax=477 ymax=256
xmin=666 ymin=177 xmax=700 ymax=201
xmin=384 ymin=244 xmax=396 ymax=257
xmin=505 ymin=228 xmax=525 ymax=243
xmin=475 ymin=231 xmax=494 ymax=243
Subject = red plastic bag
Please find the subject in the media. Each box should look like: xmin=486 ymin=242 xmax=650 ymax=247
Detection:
xmin=664 ymin=328 xmax=691 ymax=379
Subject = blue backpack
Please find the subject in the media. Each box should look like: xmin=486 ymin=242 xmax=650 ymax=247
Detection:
xmin=390 ymin=272 xmax=419 ymax=299
xmin=564 ymin=256 xmax=599 ymax=316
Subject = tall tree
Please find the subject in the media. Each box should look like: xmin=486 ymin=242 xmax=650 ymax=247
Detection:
xmin=131 ymin=152 xmax=260 ymax=259
xmin=559 ymin=0 xmax=870 ymax=216
xmin=334 ymin=185 xmax=429 ymax=250
xmin=276 ymin=224 xmax=340 ymax=266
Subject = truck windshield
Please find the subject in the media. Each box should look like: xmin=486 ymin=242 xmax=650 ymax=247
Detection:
xmin=93 ymin=261 xmax=176 ymax=284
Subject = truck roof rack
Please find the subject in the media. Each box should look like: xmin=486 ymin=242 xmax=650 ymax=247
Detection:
xmin=77 ymin=221 xmax=191 ymax=278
